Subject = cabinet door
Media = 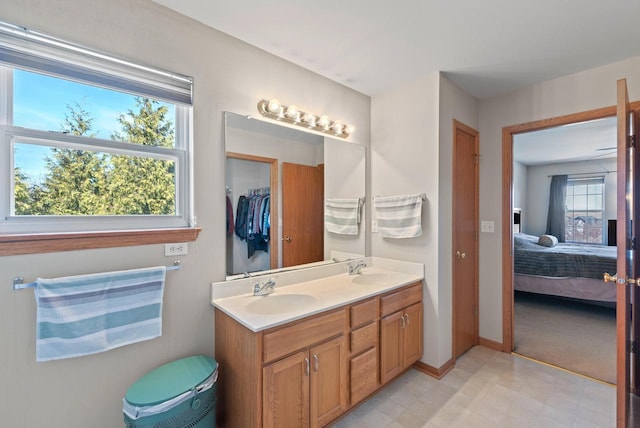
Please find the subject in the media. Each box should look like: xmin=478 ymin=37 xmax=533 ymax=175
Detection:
xmin=380 ymin=310 xmax=404 ymax=385
xmin=263 ymin=350 xmax=310 ymax=428
xmin=402 ymin=302 xmax=423 ymax=368
xmin=310 ymin=336 xmax=347 ymax=428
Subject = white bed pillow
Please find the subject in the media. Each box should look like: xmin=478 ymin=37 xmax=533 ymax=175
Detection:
xmin=538 ymin=234 xmax=558 ymax=247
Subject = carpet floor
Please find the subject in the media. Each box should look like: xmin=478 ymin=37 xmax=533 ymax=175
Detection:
xmin=514 ymin=291 xmax=616 ymax=384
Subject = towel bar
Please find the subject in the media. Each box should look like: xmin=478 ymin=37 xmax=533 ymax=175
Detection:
xmin=12 ymin=261 xmax=182 ymax=291
xmin=373 ymin=193 xmax=426 ymax=201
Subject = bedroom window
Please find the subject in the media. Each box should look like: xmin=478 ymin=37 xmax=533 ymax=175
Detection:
xmin=0 ymin=21 xmax=194 ymax=235
xmin=564 ymin=177 xmax=605 ymax=244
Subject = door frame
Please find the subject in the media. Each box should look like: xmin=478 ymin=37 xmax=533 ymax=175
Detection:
xmin=226 ymin=151 xmax=279 ymax=270
xmin=500 ymin=103 xmax=640 ymax=352
xmin=452 ymin=119 xmax=480 ymax=359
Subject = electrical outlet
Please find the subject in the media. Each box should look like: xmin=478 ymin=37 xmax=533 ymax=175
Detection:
xmin=165 ymin=242 xmax=188 ymax=256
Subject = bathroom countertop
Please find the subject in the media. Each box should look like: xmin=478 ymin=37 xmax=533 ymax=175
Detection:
xmin=211 ymin=259 xmax=424 ymax=332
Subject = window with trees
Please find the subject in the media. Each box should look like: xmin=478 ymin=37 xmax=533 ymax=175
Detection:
xmin=564 ymin=176 xmax=605 ymax=244
xmin=0 ymin=22 xmax=193 ymax=237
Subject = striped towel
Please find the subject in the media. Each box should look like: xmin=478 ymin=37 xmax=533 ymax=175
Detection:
xmin=35 ymin=266 xmax=166 ymax=362
xmin=374 ymin=194 xmax=423 ymax=238
xmin=325 ymin=198 xmax=362 ymax=235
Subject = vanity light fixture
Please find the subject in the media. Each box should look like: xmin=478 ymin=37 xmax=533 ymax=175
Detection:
xmin=257 ymin=99 xmax=354 ymax=139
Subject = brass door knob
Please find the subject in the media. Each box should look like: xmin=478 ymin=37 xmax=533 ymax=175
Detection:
xmin=603 ymin=273 xmax=638 ymax=285
xmin=456 ymin=251 xmax=466 ymax=260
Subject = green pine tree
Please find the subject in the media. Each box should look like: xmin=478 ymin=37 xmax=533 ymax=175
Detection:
xmin=13 ymin=167 xmax=33 ymax=215
xmin=35 ymin=102 xmax=109 ymax=215
xmin=108 ymin=98 xmax=176 ymax=215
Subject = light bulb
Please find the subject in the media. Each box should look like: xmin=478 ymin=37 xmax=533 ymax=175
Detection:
xmin=331 ymin=121 xmax=344 ymax=135
xmin=302 ymin=112 xmax=316 ymax=127
xmin=318 ymin=115 xmax=330 ymax=129
xmin=267 ymin=99 xmax=280 ymax=114
xmin=345 ymin=125 xmax=355 ymax=134
xmin=285 ymin=105 xmax=299 ymax=121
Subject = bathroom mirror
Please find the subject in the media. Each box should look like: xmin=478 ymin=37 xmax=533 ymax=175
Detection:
xmin=225 ymin=111 xmax=366 ymax=279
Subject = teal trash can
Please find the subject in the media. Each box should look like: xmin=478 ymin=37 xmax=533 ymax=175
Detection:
xmin=123 ymin=355 xmax=218 ymax=428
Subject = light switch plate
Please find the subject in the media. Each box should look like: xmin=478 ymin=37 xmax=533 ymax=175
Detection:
xmin=481 ymin=221 xmax=495 ymax=233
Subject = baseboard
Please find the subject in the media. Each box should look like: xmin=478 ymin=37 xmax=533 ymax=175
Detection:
xmin=479 ymin=337 xmax=504 ymax=352
xmin=413 ymin=358 xmax=455 ymax=380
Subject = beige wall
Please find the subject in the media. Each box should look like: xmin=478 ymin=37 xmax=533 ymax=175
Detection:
xmin=0 ymin=1 xmax=370 ymax=427
xmin=370 ymin=73 xmax=479 ymax=368
xmin=371 ymin=73 xmax=440 ymax=365
xmin=478 ymin=55 xmax=640 ymax=343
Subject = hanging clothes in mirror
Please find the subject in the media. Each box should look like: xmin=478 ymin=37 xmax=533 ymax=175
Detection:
xmin=234 ymin=187 xmax=270 ymax=258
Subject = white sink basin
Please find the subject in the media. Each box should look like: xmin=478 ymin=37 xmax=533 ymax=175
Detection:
xmin=350 ymin=272 xmax=403 ymax=286
xmin=244 ymin=294 xmax=317 ymax=315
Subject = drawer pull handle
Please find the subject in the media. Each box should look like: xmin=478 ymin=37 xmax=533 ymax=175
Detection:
xmin=304 ymin=357 xmax=310 ymax=376
xmin=400 ymin=315 xmax=405 ymax=328
xmin=404 ymin=313 xmax=409 ymax=325
xmin=313 ymin=354 xmax=319 ymax=372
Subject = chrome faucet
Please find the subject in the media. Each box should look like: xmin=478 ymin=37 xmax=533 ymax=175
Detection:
xmin=253 ymin=278 xmax=276 ymax=296
xmin=348 ymin=261 xmax=367 ymax=275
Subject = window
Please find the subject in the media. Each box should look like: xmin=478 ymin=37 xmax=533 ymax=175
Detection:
xmin=0 ymin=21 xmax=194 ymax=237
xmin=565 ymin=176 xmax=605 ymax=244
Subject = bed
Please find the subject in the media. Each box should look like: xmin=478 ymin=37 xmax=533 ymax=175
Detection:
xmin=513 ymin=233 xmax=617 ymax=303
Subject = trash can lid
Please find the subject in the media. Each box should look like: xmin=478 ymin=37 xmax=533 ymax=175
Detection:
xmin=125 ymin=355 xmax=218 ymax=406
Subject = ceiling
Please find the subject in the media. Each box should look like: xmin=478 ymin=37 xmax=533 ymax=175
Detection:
xmin=513 ymin=116 xmax=617 ymax=166
xmin=153 ymin=0 xmax=640 ymax=99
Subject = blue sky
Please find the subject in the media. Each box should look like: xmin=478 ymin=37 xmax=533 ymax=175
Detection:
xmin=13 ymin=69 xmax=174 ymax=182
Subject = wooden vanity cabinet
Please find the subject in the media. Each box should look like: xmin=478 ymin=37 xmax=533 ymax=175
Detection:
xmin=214 ymin=281 xmax=423 ymax=428
xmin=380 ymin=284 xmax=423 ymax=385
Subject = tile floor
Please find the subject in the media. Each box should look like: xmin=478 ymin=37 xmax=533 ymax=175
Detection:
xmin=331 ymin=346 xmax=615 ymax=428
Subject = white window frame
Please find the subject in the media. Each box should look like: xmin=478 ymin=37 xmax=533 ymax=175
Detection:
xmin=0 ymin=22 xmax=194 ymax=235
xmin=564 ymin=176 xmax=605 ymax=244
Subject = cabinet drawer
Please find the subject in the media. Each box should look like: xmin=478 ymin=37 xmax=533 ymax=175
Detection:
xmin=350 ymin=321 xmax=377 ymax=355
xmin=380 ymin=283 xmax=422 ymax=317
xmin=350 ymin=297 xmax=379 ymax=328
xmin=263 ymin=309 xmax=347 ymax=363
xmin=350 ymin=347 xmax=378 ymax=405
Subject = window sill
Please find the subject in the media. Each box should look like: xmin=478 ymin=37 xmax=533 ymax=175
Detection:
xmin=0 ymin=227 xmax=202 ymax=256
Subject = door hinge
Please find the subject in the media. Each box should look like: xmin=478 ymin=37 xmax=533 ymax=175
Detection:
xmin=632 ymin=339 xmax=637 ymax=354
xmin=475 ymin=230 xmax=478 ymax=241
xmin=474 ymin=307 xmax=478 ymax=317
xmin=632 ymin=236 xmax=637 ymax=251
xmin=474 ymin=154 xmax=480 ymax=165
xmin=629 ymin=135 xmax=637 ymax=148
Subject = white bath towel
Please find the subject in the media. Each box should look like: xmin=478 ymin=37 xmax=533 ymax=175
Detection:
xmin=374 ymin=194 xmax=423 ymax=238
xmin=325 ymin=198 xmax=362 ymax=235
xmin=35 ymin=266 xmax=166 ymax=362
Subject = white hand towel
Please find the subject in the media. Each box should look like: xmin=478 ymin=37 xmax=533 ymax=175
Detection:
xmin=35 ymin=266 xmax=166 ymax=362
xmin=325 ymin=198 xmax=362 ymax=235
xmin=374 ymin=194 xmax=423 ymax=238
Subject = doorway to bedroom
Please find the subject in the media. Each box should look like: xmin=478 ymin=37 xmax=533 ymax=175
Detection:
xmin=506 ymin=109 xmax=618 ymax=384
